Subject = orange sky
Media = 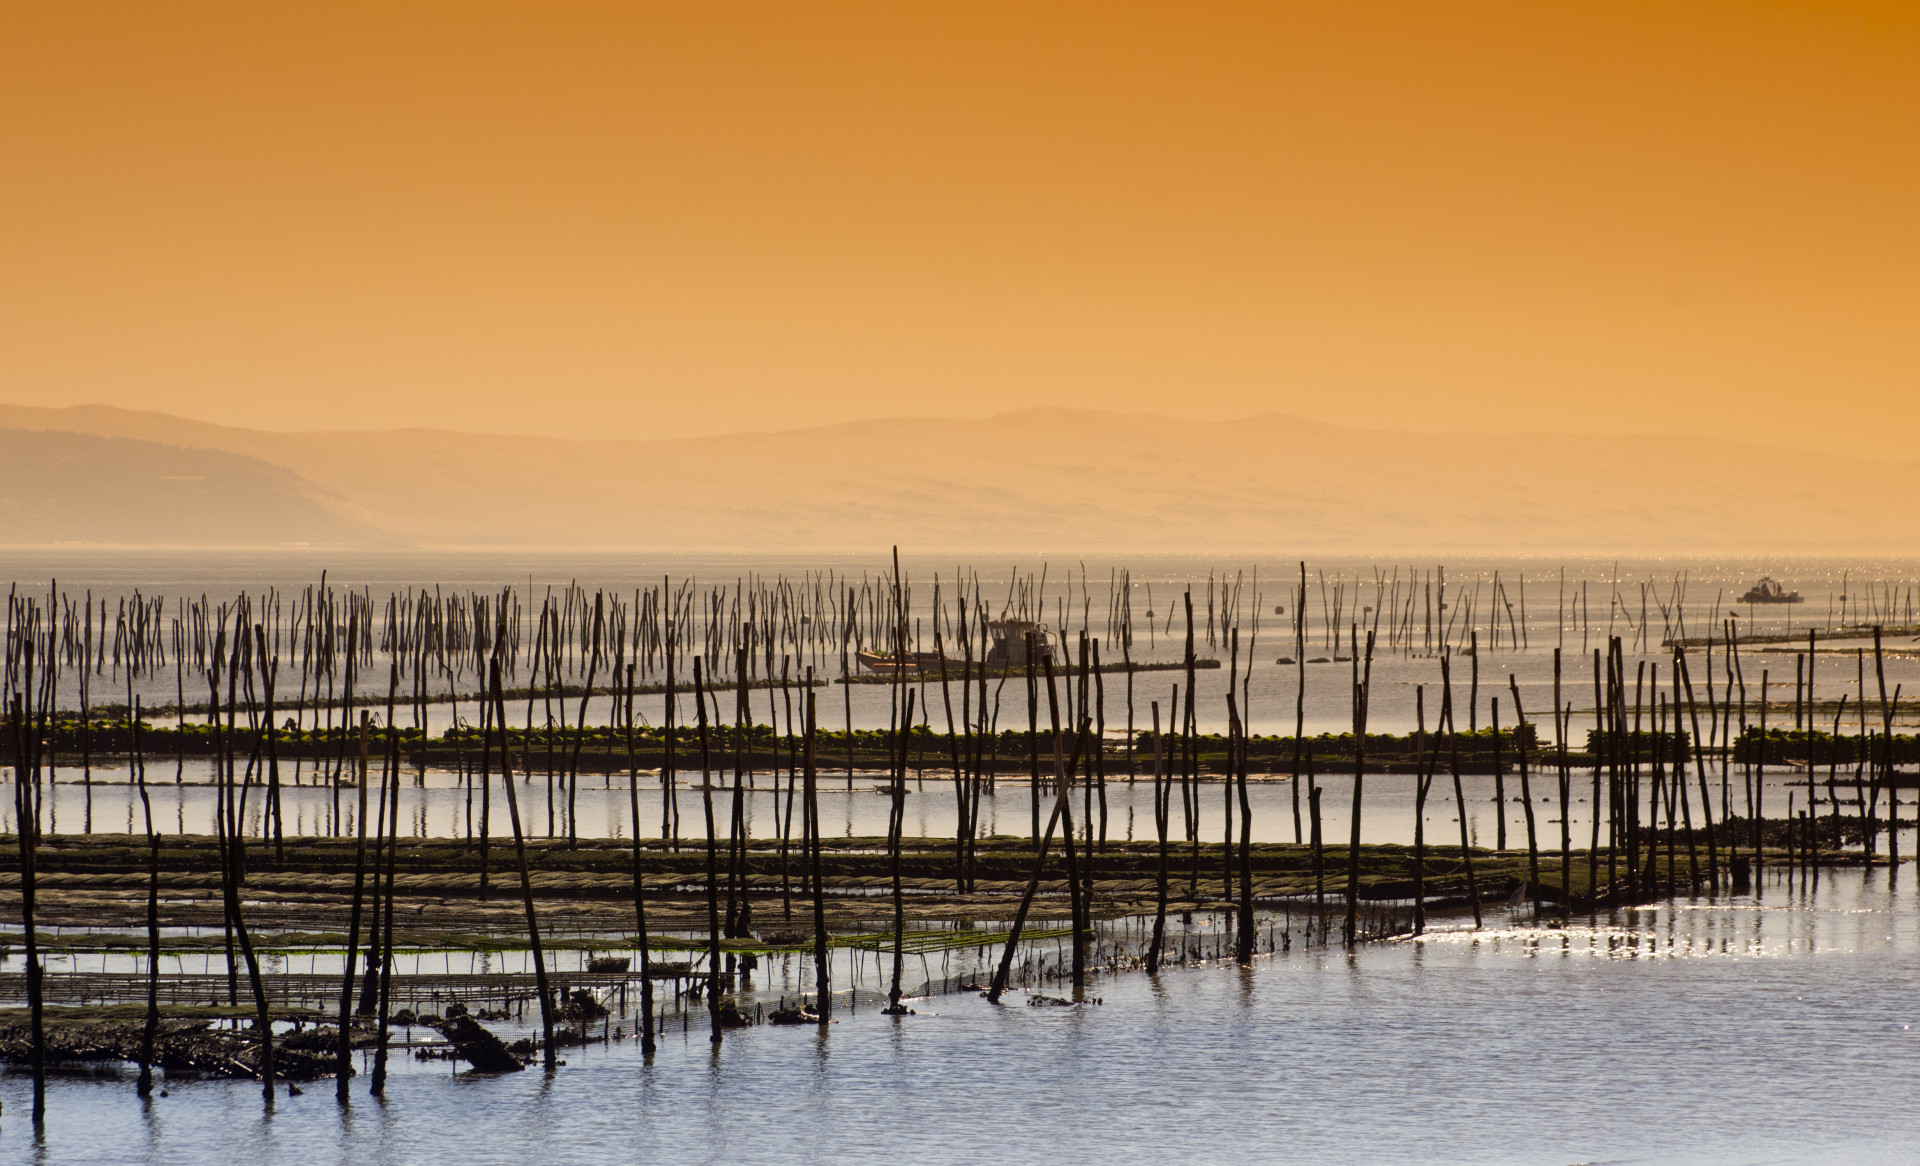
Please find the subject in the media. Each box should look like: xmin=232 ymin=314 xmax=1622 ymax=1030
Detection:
xmin=3 ymin=2 xmax=1916 ymax=457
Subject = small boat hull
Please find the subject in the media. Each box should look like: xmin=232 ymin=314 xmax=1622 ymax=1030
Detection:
xmin=855 ymin=649 xmax=952 ymax=675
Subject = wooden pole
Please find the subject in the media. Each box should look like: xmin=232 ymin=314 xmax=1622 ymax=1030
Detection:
xmin=624 ymin=662 xmax=656 ymax=1053
xmin=334 ymin=709 xmax=371 ymax=1102
xmin=131 ymin=694 xmax=160 ymax=1097
xmin=1411 ymin=688 xmax=1430 ymax=934
xmin=490 ymin=656 xmax=556 ymax=1070
xmin=1440 ymin=654 xmax=1482 ymax=927
xmin=1232 ymin=691 xmax=1256 ymax=961
xmin=664 ymin=599 xmax=679 ymax=850
xmin=1146 ymin=700 xmax=1169 ymax=973
xmin=371 ymin=666 xmax=402 ymax=1094
xmin=1292 ymin=565 xmax=1307 ymax=844
xmin=806 ymin=685 xmax=831 ymax=1024
xmin=11 ymin=689 xmax=46 ymax=1123
xmin=1874 ymin=627 xmax=1897 ymax=875
xmin=1343 ymin=628 xmax=1375 ymax=945
xmin=1053 ymin=663 xmax=1087 ymax=992
xmin=1507 ymin=677 xmax=1542 ymax=917
xmin=693 ymin=659 xmax=725 ymax=1043
xmin=886 ymin=689 xmax=915 ymax=1013
xmin=1675 ymin=647 xmax=1720 ymax=891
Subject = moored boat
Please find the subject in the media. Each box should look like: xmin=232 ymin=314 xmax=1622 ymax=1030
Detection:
xmin=1740 ymin=576 xmax=1802 ymax=604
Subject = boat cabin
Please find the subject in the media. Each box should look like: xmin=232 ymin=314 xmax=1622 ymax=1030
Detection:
xmin=986 ymin=618 xmax=1057 ymax=668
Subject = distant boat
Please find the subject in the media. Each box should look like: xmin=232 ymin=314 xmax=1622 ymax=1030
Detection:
xmin=1740 ymin=577 xmax=1802 ymax=604
xmin=857 ymin=620 xmax=1060 ymax=674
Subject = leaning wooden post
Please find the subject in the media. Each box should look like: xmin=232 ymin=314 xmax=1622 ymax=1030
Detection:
xmin=985 ymin=705 xmax=1089 ymax=1004
xmin=490 ymin=656 xmax=556 ymax=1070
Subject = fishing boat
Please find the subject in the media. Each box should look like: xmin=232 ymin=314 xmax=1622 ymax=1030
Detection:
xmin=984 ymin=618 xmax=1058 ymax=668
xmin=858 ymin=619 xmax=1059 ymax=673
xmin=1740 ymin=577 xmax=1803 ymax=604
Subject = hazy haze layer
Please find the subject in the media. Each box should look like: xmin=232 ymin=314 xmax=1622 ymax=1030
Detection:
xmin=0 ymin=404 xmax=1910 ymax=553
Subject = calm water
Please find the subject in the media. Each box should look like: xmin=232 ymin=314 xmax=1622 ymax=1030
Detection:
xmin=4 ymin=869 xmax=1918 ymax=1165
xmin=13 ymin=763 xmax=1912 ymax=859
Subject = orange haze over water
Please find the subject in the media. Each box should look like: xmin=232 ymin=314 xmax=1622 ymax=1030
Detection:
xmin=2 ymin=2 xmax=1917 ymax=459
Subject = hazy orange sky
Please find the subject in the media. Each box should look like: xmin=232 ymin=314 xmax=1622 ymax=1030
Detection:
xmin=3 ymin=2 xmax=1916 ymax=457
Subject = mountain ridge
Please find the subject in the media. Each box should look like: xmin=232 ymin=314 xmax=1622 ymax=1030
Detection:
xmin=0 ymin=403 xmax=1912 ymax=553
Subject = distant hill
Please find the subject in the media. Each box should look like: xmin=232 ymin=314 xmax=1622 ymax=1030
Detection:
xmin=0 ymin=403 xmax=1913 ymax=553
xmin=0 ymin=427 xmax=376 ymax=547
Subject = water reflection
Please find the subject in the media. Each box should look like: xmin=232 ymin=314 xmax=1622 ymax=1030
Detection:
xmin=5 ymin=874 xmax=1918 ymax=1165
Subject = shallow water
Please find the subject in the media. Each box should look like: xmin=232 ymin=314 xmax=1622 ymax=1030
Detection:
xmin=11 ymin=761 xmax=1910 ymax=858
xmin=5 ymin=868 xmax=1919 ymax=1165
